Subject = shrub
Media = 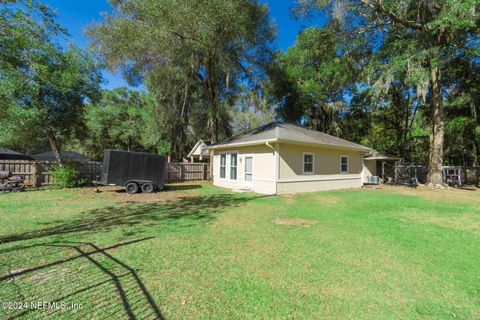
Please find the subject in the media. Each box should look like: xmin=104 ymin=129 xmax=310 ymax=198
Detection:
xmin=52 ymin=162 xmax=86 ymax=188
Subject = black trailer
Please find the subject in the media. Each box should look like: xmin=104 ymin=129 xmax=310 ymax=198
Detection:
xmin=101 ymin=150 xmax=167 ymax=194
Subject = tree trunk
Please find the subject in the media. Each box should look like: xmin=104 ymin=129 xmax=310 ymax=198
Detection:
xmin=47 ymin=129 xmax=63 ymax=166
xmin=427 ymin=65 xmax=444 ymax=185
xmin=471 ymin=101 xmax=479 ymax=167
xmin=205 ymin=59 xmax=218 ymax=144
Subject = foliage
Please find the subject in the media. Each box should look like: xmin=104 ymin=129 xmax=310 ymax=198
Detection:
xmin=270 ymin=25 xmax=366 ymax=135
xmin=229 ymin=85 xmax=276 ymax=135
xmin=78 ymin=87 xmax=151 ymax=159
xmin=87 ymin=0 xmax=275 ymax=145
xmin=0 ymin=1 xmax=102 ymax=163
xmin=76 ymin=87 xmax=200 ymax=160
xmin=51 ymin=162 xmax=85 ymax=188
xmin=284 ymin=0 xmax=480 ymax=174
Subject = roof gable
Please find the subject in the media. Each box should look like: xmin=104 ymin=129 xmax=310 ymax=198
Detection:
xmin=187 ymin=139 xmax=211 ymax=158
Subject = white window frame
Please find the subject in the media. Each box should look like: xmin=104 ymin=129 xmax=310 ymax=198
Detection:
xmin=229 ymin=152 xmax=238 ymax=181
xmin=219 ymin=153 xmax=227 ymax=180
xmin=218 ymin=151 xmax=239 ymax=182
xmin=302 ymin=152 xmax=315 ymax=174
xmin=340 ymin=155 xmax=349 ymax=173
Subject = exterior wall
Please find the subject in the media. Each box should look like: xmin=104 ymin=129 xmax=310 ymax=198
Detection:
xmin=276 ymin=178 xmax=362 ymax=194
xmin=277 ymin=143 xmax=364 ymax=194
xmin=212 ymin=144 xmax=276 ymax=194
xmin=192 ymin=147 xmax=202 ymax=156
xmin=212 ymin=142 xmax=367 ymax=195
xmin=363 ymin=159 xmax=377 ymax=183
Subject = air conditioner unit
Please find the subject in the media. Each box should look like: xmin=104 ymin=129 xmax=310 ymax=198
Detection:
xmin=367 ymin=176 xmax=380 ymax=184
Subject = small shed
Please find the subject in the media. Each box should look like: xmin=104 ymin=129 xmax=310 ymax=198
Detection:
xmin=207 ymin=122 xmax=371 ymax=194
xmin=363 ymin=150 xmax=401 ymax=183
xmin=0 ymin=148 xmax=32 ymax=160
xmin=31 ymin=151 xmax=91 ymax=162
xmin=187 ymin=139 xmax=211 ymax=163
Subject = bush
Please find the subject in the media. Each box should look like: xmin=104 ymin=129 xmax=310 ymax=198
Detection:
xmin=52 ymin=162 xmax=86 ymax=188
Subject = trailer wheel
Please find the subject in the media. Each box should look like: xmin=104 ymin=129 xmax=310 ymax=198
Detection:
xmin=125 ymin=182 xmax=139 ymax=194
xmin=141 ymin=183 xmax=155 ymax=193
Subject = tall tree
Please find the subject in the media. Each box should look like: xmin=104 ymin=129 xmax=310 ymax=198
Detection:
xmin=87 ymin=0 xmax=275 ymax=144
xmin=230 ymin=84 xmax=275 ymax=135
xmin=267 ymin=24 xmax=368 ymax=135
xmin=0 ymin=1 xmax=101 ymax=164
xmin=295 ymin=0 xmax=479 ymax=184
xmin=78 ymin=88 xmax=149 ymax=159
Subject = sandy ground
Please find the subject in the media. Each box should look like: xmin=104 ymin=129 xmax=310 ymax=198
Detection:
xmin=74 ymin=181 xmax=209 ymax=203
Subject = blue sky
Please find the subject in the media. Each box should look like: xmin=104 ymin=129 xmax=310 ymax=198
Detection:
xmin=41 ymin=0 xmax=325 ymax=89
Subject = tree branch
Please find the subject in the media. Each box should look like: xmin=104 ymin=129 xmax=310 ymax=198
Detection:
xmin=360 ymin=0 xmax=425 ymax=31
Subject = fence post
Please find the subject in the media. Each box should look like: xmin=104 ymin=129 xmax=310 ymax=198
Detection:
xmin=203 ymin=164 xmax=207 ymax=180
xmin=208 ymin=151 xmax=213 ymax=180
xmin=32 ymin=162 xmax=38 ymax=187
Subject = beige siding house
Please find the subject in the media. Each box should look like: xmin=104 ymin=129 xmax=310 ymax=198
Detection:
xmin=208 ymin=122 xmax=372 ymax=194
xmin=187 ymin=139 xmax=211 ymax=163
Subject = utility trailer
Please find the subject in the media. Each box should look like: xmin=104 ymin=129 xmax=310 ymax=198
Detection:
xmin=100 ymin=150 xmax=167 ymax=194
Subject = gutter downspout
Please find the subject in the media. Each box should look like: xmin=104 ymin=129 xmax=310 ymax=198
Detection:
xmin=265 ymin=141 xmax=275 ymax=151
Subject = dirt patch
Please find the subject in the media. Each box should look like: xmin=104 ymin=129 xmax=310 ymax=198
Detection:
xmin=73 ymin=186 xmax=196 ymax=203
xmin=274 ymin=218 xmax=317 ymax=227
xmin=109 ymin=190 xmax=193 ymax=203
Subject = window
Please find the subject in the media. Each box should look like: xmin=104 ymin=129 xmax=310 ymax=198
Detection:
xmin=340 ymin=155 xmax=348 ymax=173
xmin=220 ymin=154 xmax=226 ymax=178
xmin=303 ymin=153 xmax=314 ymax=174
xmin=230 ymin=153 xmax=237 ymax=180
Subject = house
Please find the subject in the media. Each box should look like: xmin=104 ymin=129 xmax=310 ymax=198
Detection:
xmin=363 ymin=150 xmax=402 ymax=183
xmin=31 ymin=150 xmax=91 ymax=162
xmin=207 ymin=122 xmax=371 ymax=194
xmin=0 ymin=148 xmax=32 ymax=160
xmin=187 ymin=139 xmax=211 ymax=163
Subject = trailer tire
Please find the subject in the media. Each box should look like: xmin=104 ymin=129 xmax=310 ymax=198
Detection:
xmin=141 ymin=182 xmax=155 ymax=193
xmin=125 ymin=182 xmax=139 ymax=194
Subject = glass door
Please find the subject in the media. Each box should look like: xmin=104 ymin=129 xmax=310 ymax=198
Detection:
xmin=244 ymin=155 xmax=253 ymax=187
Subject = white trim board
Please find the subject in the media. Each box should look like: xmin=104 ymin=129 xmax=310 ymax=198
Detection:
xmin=278 ymin=175 xmax=362 ymax=183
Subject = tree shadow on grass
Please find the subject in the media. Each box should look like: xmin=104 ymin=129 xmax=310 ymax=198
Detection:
xmin=0 ymin=192 xmax=266 ymax=319
xmin=0 ymin=193 xmax=257 ymax=245
xmin=0 ymin=237 xmax=164 ymax=319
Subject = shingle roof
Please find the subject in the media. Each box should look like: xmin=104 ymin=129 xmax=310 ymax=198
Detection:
xmin=0 ymin=148 xmax=23 ymax=155
xmin=210 ymin=122 xmax=371 ymax=151
xmin=364 ymin=149 xmax=402 ymax=160
xmin=31 ymin=151 xmax=91 ymax=162
xmin=0 ymin=148 xmax=32 ymax=160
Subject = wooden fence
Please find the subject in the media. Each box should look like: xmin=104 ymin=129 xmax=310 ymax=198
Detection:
xmin=0 ymin=160 xmax=209 ymax=185
xmin=166 ymin=162 xmax=210 ymax=182
xmin=0 ymin=160 xmax=102 ymax=186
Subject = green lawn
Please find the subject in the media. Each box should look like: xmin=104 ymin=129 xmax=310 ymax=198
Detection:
xmin=0 ymin=184 xmax=479 ymax=319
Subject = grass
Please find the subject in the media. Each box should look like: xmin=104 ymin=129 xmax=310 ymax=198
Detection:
xmin=0 ymin=184 xmax=479 ymax=319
